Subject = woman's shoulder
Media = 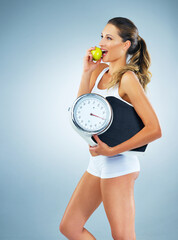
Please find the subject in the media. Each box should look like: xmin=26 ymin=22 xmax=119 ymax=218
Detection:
xmin=122 ymin=70 xmax=137 ymax=79
xmin=121 ymin=70 xmax=139 ymax=87
xmin=120 ymin=70 xmax=144 ymax=96
xmin=119 ymin=70 xmax=140 ymax=95
xmin=89 ymin=63 xmax=109 ymax=91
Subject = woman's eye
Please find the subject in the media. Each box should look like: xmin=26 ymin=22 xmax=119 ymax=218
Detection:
xmin=100 ymin=35 xmax=112 ymax=40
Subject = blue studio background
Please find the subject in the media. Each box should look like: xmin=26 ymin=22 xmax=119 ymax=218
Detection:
xmin=0 ymin=0 xmax=177 ymax=239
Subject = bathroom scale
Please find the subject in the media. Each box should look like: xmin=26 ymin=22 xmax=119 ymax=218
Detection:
xmin=68 ymin=93 xmax=148 ymax=153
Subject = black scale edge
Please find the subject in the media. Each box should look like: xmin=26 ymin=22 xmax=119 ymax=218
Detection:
xmin=92 ymin=96 xmax=148 ymax=152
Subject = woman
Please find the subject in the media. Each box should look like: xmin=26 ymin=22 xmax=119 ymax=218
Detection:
xmin=59 ymin=17 xmax=162 ymax=240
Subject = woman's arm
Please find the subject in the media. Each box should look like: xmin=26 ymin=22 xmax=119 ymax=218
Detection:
xmin=77 ymin=47 xmax=104 ymax=98
xmin=110 ymin=71 xmax=162 ymax=155
xmin=77 ymin=70 xmax=93 ymax=98
xmin=77 ymin=63 xmax=109 ymax=98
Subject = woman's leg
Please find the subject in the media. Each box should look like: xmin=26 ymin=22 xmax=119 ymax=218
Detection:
xmin=100 ymin=172 xmax=139 ymax=240
xmin=59 ymin=171 xmax=102 ymax=240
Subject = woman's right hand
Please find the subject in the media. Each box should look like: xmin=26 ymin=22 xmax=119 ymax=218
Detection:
xmin=83 ymin=46 xmax=102 ymax=73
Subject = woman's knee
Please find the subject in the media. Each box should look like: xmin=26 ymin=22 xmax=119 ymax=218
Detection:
xmin=59 ymin=219 xmax=66 ymax=235
xmin=111 ymin=229 xmax=136 ymax=240
xmin=59 ymin=219 xmax=82 ymax=239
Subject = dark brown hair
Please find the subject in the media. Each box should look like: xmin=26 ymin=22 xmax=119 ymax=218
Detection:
xmin=106 ymin=17 xmax=152 ymax=92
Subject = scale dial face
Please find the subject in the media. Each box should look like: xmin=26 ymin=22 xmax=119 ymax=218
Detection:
xmin=72 ymin=94 xmax=112 ymax=134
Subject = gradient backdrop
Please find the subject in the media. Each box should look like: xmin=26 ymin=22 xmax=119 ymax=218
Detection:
xmin=0 ymin=0 xmax=177 ymax=239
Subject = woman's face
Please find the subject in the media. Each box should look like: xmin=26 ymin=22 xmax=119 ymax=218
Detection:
xmin=99 ymin=24 xmax=130 ymax=62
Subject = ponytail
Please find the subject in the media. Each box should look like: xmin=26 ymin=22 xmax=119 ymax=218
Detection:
xmin=106 ymin=17 xmax=152 ymax=92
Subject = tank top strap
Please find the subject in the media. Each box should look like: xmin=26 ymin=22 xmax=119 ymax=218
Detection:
xmin=112 ymin=83 xmax=120 ymax=97
xmin=95 ymin=67 xmax=109 ymax=88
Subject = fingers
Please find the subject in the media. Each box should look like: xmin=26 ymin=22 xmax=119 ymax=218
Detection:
xmin=87 ymin=46 xmax=96 ymax=53
xmin=96 ymin=58 xmax=102 ymax=64
xmin=93 ymin=135 xmax=102 ymax=143
xmin=89 ymin=145 xmax=98 ymax=156
xmin=88 ymin=53 xmax=93 ymax=62
xmin=83 ymin=46 xmax=101 ymax=72
xmin=86 ymin=47 xmax=96 ymax=55
xmin=86 ymin=46 xmax=96 ymax=62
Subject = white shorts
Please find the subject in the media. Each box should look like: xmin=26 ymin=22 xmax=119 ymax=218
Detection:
xmin=86 ymin=153 xmax=140 ymax=179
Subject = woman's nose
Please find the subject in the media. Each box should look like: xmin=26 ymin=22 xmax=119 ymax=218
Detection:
xmin=99 ymin=39 xmax=104 ymax=48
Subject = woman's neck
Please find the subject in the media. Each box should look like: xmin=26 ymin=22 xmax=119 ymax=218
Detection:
xmin=108 ymin=57 xmax=127 ymax=76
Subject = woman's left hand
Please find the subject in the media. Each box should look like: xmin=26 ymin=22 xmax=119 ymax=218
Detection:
xmin=89 ymin=135 xmax=113 ymax=157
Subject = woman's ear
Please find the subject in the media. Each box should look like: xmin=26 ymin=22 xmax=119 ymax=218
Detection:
xmin=123 ymin=40 xmax=131 ymax=51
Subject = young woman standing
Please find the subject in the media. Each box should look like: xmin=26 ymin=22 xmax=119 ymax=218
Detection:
xmin=60 ymin=17 xmax=162 ymax=240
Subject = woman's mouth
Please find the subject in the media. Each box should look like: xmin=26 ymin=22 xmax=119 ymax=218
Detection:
xmin=101 ymin=50 xmax=108 ymax=58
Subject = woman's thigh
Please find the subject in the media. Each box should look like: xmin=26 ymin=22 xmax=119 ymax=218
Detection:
xmin=100 ymin=172 xmax=139 ymax=240
xmin=60 ymin=171 xmax=102 ymax=235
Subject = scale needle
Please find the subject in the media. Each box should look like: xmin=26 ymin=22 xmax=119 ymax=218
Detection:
xmin=90 ymin=113 xmax=105 ymax=120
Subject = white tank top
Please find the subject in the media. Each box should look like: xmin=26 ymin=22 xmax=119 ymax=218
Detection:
xmin=91 ymin=67 xmax=133 ymax=107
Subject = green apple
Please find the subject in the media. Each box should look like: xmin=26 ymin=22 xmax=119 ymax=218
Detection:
xmin=91 ymin=47 xmax=102 ymax=61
